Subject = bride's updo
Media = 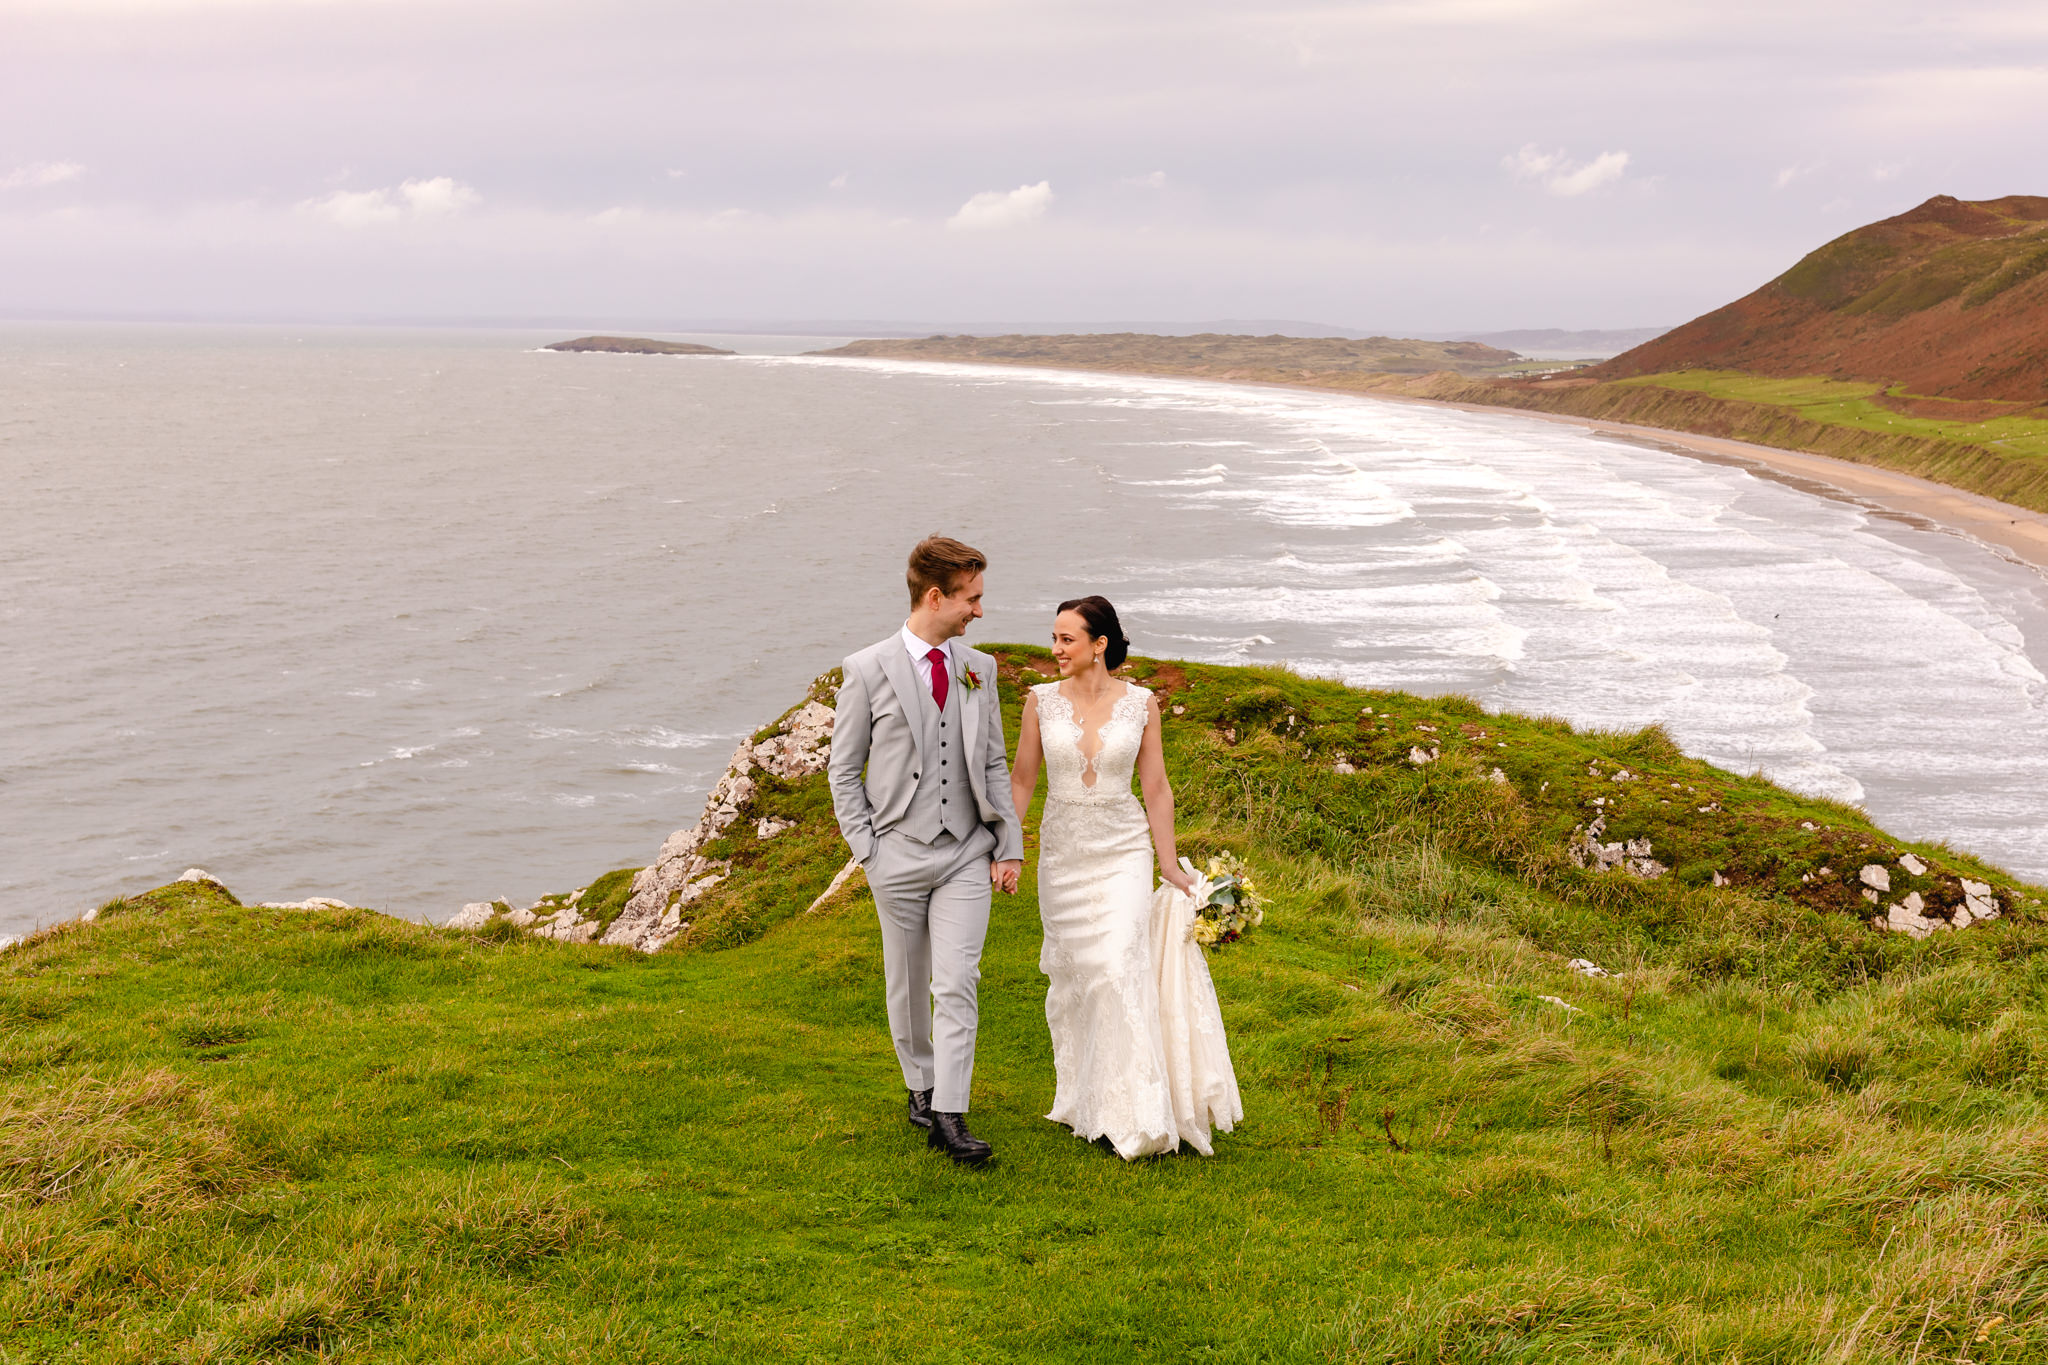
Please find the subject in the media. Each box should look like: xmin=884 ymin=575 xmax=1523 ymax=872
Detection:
xmin=1057 ymin=595 xmax=1130 ymax=670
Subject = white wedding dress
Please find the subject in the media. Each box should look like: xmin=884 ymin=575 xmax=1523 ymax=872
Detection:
xmin=1032 ymin=681 xmax=1243 ymax=1159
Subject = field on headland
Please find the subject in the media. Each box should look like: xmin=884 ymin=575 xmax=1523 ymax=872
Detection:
xmin=6 ymin=650 xmax=2045 ymax=1362
xmin=816 ymin=331 xmax=1535 ymax=378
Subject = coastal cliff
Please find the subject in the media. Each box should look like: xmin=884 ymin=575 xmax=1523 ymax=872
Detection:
xmin=6 ymin=652 xmax=2045 ymax=1359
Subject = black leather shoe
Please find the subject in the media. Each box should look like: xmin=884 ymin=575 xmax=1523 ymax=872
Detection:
xmin=907 ymin=1088 xmax=934 ymax=1130
xmin=927 ymin=1112 xmax=993 ymax=1167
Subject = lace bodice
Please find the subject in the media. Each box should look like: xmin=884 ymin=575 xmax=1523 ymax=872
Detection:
xmin=1034 ymin=681 xmax=1150 ymax=801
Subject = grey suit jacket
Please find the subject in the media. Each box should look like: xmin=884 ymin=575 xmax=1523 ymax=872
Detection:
xmin=828 ymin=636 xmax=1025 ymax=867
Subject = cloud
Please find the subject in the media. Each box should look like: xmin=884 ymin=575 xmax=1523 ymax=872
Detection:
xmin=0 ymin=161 xmax=86 ymax=191
xmin=829 ymin=172 xmax=849 ymax=190
xmin=947 ymin=180 xmax=1052 ymax=230
xmin=1774 ymin=164 xmax=1812 ymax=189
xmin=1870 ymin=161 xmax=1906 ymax=182
xmin=399 ymin=176 xmax=477 ymax=216
xmin=300 ymin=176 xmax=478 ymax=227
xmin=1503 ymin=144 xmax=1630 ymax=196
xmin=1121 ymin=170 xmax=1167 ymax=189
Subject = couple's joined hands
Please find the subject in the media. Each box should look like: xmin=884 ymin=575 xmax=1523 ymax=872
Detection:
xmin=990 ymin=859 xmax=1022 ymax=894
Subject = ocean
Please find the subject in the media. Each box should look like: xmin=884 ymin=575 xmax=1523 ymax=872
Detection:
xmin=5 ymin=323 xmax=2045 ymax=937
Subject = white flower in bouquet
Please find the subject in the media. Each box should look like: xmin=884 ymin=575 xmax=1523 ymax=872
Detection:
xmin=1174 ymin=852 xmax=1267 ymax=949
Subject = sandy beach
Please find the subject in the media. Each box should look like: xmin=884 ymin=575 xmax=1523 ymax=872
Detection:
xmin=1368 ymin=393 xmax=2048 ymax=577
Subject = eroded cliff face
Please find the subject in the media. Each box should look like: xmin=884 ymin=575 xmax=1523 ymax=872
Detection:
xmin=598 ymin=699 xmax=837 ymax=953
xmin=441 ymin=670 xmax=852 ymax=952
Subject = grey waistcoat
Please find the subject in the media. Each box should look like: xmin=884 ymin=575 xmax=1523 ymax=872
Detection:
xmin=900 ymin=670 xmax=975 ymax=845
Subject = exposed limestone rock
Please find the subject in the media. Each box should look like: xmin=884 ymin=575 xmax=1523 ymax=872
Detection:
xmin=1539 ymin=995 xmax=1582 ymax=1014
xmin=1567 ymin=816 xmax=1667 ymax=879
xmin=1408 ymin=746 xmax=1439 ymax=765
xmin=446 ymin=902 xmax=497 ymax=930
xmin=1859 ymin=864 xmax=1891 ymax=892
xmin=1568 ymin=958 xmax=1610 ymax=978
xmin=1899 ymin=853 xmax=1928 ymax=876
xmin=1331 ymin=752 xmax=1356 ymax=775
xmin=601 ymin=688 xmax=836 ymax=954
xmin=0 ymin=934 xmax=19 ymax=953
xmin=258 ymin=897 xmax=351 ymax=911
xmin=1959 ymin=878 xmax=2002 ymax=923
xmin=178 ymin=868 xmax=226 ymax=886
xmin=756 ymin=816 xmax=796 ymax=840
xmin=535 ymin=906 xmax=600 ymax=943
xmin=1886 ymin=892 xmax=1935 ymax=939
xmin=503 ymin=907 xmax=537 ymax=927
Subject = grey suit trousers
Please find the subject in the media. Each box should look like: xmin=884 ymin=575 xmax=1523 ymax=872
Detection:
xmin=865 ymin=822 xmax=996 ymax=1113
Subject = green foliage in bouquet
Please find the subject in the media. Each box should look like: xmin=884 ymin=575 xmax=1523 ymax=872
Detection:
xmin=1183 ymin=851 xmax=1267 ymax=948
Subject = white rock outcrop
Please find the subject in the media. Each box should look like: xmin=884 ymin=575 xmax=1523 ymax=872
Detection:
xmin=1568 ymin=958 xmax=1610 ymax=978
xmin=600 ymin=692 xmax=836 ymax=953
xmin=445 ymin=902 xmax=498 ymax=931
xmin=1899 ymin=853 xmax=1928 ymax=876
xmin=1859 ymin=864 xmax=1891 ymax=893
xmin=1567 ymin=817 xmax=1667 ymax=879
xmin=1875 ymin=878 xmax=2006 ymax=936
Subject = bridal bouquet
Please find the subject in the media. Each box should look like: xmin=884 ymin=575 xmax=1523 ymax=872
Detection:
xmin=1177 ymin=852 xmax=1266 ymax=948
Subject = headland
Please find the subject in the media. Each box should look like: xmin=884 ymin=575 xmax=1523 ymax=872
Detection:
xmin=7 ymin=650 xmax=2043 ymax=1357
xmin=545 ymin=335 xmax=736 ymax=355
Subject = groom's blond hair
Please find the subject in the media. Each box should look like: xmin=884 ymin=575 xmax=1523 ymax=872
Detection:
xmin=907 ymin=535 xmax=987 ymax=607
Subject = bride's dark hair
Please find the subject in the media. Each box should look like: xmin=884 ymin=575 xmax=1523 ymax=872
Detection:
xmin=1057 ymin=596 xmax=1130 ymax=671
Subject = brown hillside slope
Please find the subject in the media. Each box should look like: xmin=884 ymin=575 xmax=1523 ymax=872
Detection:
xmin=1592 ymin=195 xmax=2048 ymax=402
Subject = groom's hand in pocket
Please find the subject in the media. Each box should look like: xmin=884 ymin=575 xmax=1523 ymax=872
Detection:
xmin=991 ymin=859 xmax=1022 ymax=894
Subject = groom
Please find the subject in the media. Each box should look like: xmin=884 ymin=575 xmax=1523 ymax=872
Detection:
xmin=829 ymin=535 xmax=1025 ymax=1167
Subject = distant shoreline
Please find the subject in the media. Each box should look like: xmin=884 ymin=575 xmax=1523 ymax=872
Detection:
xmin=819 ymin=350 xmax=2048 ymax=577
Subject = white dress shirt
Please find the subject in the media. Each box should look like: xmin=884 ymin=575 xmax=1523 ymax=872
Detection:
xmin=901 ymin=622 xmax=955 ymax=698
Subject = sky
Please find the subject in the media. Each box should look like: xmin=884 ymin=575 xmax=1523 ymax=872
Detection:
xmin=3 ymin=0 xmax=2045 ymax=333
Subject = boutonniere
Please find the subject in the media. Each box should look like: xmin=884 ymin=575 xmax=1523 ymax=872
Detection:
xmin=957 ymin=665 xmax=984 ymax=693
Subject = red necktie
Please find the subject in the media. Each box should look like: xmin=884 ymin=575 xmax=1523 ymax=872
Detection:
xmin=927 ymin=647 xmax=949 ymax=710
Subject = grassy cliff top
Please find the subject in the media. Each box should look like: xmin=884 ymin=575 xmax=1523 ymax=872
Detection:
xmin=5 ymin=652 xmax=2045 ymax=1361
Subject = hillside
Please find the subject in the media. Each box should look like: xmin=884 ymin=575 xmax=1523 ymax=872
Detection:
xmin=5 ymin=651 xmax=2045 ymax=1361
xmin=813 ymin=331 xmax=1530 ymax=378
xmin=1592 ymin=195 xmax=2048 ymax=405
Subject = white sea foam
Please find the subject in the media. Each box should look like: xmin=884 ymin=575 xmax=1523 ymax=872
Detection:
xmin=7 ymin=335 xmax=2044 ymax=937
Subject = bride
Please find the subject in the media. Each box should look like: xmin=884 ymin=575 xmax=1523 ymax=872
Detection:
xmin=1009 ymin=596 xmax=1243 ymax=1158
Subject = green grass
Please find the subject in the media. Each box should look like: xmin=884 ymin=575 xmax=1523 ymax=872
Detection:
xmin=4 ymin=652 xmax=2045 ymax=1362
xmin=1619 ymin=370 xmax=2048 ymax=461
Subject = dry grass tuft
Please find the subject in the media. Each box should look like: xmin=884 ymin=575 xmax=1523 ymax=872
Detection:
xmin=419 ymin=1168 xmax=600 ymax=1272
